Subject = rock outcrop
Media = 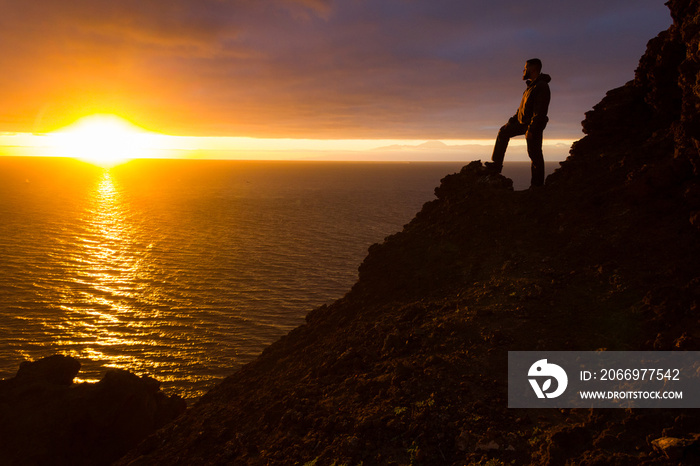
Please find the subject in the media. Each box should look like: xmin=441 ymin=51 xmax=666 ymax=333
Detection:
xmin=0 ymin=355 xmax=186 ymax=466
xmin=116 ymin=1 xmax=700 ymax=465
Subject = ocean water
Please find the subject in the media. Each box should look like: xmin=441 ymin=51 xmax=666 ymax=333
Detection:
xmin=0 ymin=157 xmax=547 ymax=399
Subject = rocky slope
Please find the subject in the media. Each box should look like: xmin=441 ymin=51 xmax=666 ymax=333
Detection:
xmin=114 ymin=1 xmax=700 ymax=464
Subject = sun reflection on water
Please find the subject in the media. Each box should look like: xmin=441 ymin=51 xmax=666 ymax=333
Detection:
xmin=58 ymin=170 xmax=148 ymax=376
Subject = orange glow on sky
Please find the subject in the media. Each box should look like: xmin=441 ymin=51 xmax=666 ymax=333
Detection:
xmin=0 ymin=1 xmax=671 ymax=144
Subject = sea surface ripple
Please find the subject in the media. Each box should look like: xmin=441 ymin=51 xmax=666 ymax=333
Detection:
xmin=0 ymin=157 xmax=466 ymax=399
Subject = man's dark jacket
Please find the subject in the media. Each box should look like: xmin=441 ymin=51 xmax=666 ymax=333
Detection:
xmin=514 ymin=73 xmax=551 ymax=133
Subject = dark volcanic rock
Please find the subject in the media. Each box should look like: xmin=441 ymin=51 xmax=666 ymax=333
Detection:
xmin=117 ymin=1 xmax=700 ymax=465
xmin=0 ymin=355 xmax=185 ymax=466
xmin=15 ymin=353 xmax=81 ymax=385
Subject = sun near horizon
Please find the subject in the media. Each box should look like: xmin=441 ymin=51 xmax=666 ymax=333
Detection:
xmin=45 ymin=114 xmax=162 ymax=168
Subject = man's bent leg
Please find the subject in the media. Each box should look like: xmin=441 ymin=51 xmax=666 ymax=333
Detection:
xmin=526 ymin=130 xmax=545 ymax=187
xmin=490 ymin=121 xmax=526 ymax=172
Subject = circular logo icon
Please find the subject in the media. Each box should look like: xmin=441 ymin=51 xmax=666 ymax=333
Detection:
xmin=528 ymin=359 xmax=568 ymax=398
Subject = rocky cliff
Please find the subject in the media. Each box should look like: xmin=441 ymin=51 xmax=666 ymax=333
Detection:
xmin=109 ymin=1 xmax=698 ymax=464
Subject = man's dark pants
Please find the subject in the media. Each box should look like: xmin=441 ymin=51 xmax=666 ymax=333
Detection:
xmin=491 ymin=120 xmax=545 ymax=187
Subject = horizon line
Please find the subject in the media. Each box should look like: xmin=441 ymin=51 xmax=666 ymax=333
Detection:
xmin=0 ymin=133 xmax=575 ymax=163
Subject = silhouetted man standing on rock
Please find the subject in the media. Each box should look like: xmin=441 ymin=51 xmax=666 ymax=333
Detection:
xmin=486 ymin=58 xmax=551 ymax=187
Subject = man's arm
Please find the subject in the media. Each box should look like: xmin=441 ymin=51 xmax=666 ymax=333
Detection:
xmin=528 ymin=85 xmax=551 ymax=133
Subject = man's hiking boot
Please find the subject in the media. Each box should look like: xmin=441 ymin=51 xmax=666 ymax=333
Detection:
xmin=484 ymin=161 xmax=502 ymax=173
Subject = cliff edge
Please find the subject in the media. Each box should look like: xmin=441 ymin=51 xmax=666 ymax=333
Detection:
xmin=119 ymin=1 xmax=700 ymax=464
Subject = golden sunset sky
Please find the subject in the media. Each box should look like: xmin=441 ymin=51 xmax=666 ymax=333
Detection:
xmin=0 ymin=0 xmax=671 ymax=161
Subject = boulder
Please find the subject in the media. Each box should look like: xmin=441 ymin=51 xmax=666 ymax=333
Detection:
xmin=0 ymin=355 xmax=186 ymax=466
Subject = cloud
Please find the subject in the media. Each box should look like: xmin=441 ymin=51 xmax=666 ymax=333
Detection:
xmin=0 ymin=0 xmax=672 ymax=139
